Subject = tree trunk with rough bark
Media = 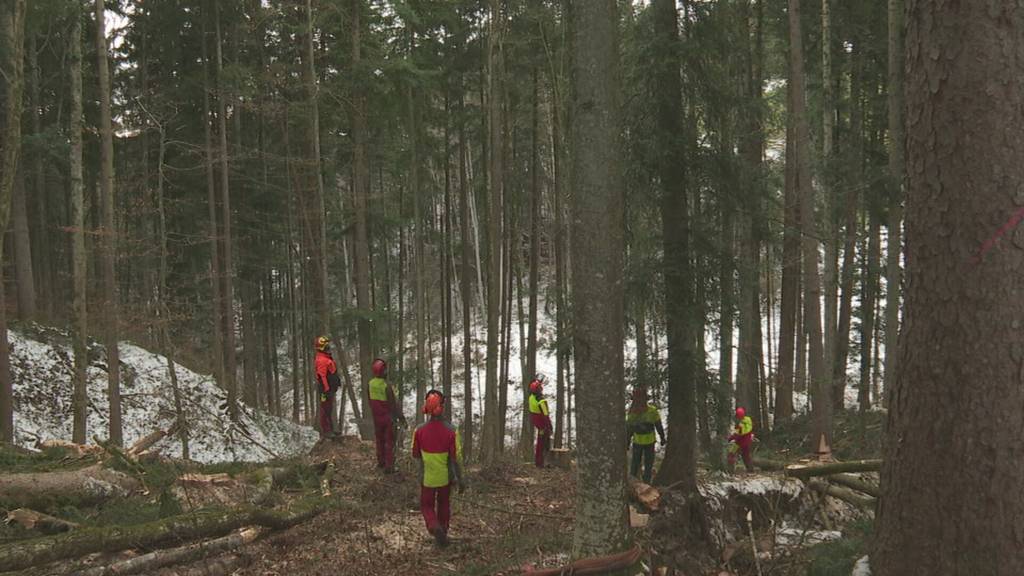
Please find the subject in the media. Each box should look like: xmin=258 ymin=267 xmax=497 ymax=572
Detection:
xmin=69 ymin=4 xmax=89 ymax=446
xmin=883 ymin=0 xmax=904 ymax=407
xmin=570 ymin=0 xmax=630 ymax=559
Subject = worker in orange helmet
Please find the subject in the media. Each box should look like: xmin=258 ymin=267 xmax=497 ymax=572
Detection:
xmin=314 ymin=336 xmax=341 ymax=439
xmin=527 ymin=375 xmax=553 ymax=468
xmin=368 ymin=358 xmax=404 ymax=472
xmin=728 ymin=406 xmax=755 ymax=472
xmin=412 ymin=389 xmax=464 ymax=547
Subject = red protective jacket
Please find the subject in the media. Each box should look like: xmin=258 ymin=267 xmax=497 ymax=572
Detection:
xmin=315 ymin=350 xmax=339 ymax=394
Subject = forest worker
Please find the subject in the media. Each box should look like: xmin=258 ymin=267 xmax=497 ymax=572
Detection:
xmin=728 ymin=406 xmax=755 ymax=473
xmin=412 ymin=389 xmax=465 ymax=547
xmin=626 ymin=386 xmax=665 ymax=484
xmin=368 ymin=358 xmax=404 ymax=473
xmin=527 ymin=375 xmax=553 ymax=468
xmin=314 ymin=336 xmax=342 ymax=439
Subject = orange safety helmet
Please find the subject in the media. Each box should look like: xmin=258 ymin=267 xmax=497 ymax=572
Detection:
xmin=529 ymin=374 xmax=546 ymax=394
xmin=315 ymin=336 xmax=330 ymax=352
xmin=423 ymin=389 xmax=445 ymax=417
xmin=372 ymin=358 xmax=387 ymax=378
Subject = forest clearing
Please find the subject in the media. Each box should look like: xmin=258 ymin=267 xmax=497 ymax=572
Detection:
xmin=1 ymin=0 xmax=1019 ymax=574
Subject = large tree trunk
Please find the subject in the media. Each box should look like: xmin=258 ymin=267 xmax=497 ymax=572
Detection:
xmin=69 ymin=4 xmax=89 ymax=446
xmin=482 ymin=0 xmax=504 ymax=461
xmin=821 ymin=0 xmax=837 ymax=387
xmin=570 ymin=0 xmax=630 ymax=558
xmin=0 ymin=465 xmax=140 ymax=510
xmin=95 ymin=0 xmax=123 ymax=445
xmin=788 ymin=0 xmax=830 ymax=450
xmin=874 ymin=3 xmax=1024 ymax=573
xmin=350 ymin=0 xmax=374 ymax=437
xmin=883 ymin=0 xmax=904 ymax=407
xmin=775 ymin=111 xmax=799 ymax=422
xmin=0 ymin=0 xmax=26 ymax=444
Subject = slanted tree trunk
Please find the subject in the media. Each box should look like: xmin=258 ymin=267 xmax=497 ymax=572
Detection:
xmin=570 ymin=0 xmax=630 ymax=558
xmin=95 ymin=0 xmax=122 ymax=445
xmin=883 ymin=0 xmax=904 ymax=407
xmin=875 ymin=3 xmax=1024 ymax=572
xmin=0 ymin=0 xmax=26 ymax=444
xmin=69 ymin=4 xmax=89 ymax=446
xmin=788 ymin=0 xmax=830 ymax=449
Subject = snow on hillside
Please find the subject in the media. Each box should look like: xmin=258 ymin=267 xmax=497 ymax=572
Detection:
xmin=10 ymin=327 xmax=318 ymax=464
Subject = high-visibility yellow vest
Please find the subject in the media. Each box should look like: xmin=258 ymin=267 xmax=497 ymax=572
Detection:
xmin=627 ymin=405 xmax=661 ymax=445
xmin=528 ymin=393 xmax=549 ymax=416
xmin=368 ymin=377 xmax=388 ymax=401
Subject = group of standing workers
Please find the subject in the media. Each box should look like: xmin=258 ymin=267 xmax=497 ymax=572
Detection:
xmin=312 ymin=335 xmax=754 ymax=546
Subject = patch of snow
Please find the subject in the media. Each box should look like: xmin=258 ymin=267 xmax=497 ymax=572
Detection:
xmin=852 ymin=555 xmax=872 ymax=576
xmin=11 ymin=328 xmax=318 ymax=464
xmin=776 ymin=523 xmax=842 ymax=546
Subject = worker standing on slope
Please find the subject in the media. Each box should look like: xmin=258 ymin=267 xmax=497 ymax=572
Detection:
xmin=412 ymin=389 xmax=464 ymax=547
xmin=527 ymin=375 xmax=553 ymax=468
xmin=728 ymin=406 xmax=755 ymax=473
xmin=314 ymin=336 xmax=342 ymax=439
xmin=626 ymin=386 xmax=665 ymax=483
xmin=368 ymin=358 xmax=404 ymax=473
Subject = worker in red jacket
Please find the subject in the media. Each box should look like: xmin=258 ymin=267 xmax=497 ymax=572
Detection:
xmin=527 ymin=375 xmax=553 ymax=468
xmin=314 ymin=336 xmax=342 ymax=438
xmin=728 ymin=406 xmax=755 ymax=472
xmin=368 ymin=358 xmax=404 ymax=472
xmin=412 ymin=389 xmax=464 ymax=547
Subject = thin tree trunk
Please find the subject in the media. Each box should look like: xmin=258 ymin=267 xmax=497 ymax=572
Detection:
xmin=883 ymin=0 xmax=904 ymax=408
xmin=527 ymin=63 xmax=542 ymax=439
xmin=719 ymin=193 xmax=735 ymax=410
xmin=12 ymin=169 xmax=34 ymax=320
xmin=410 ymin=86 xmax=427 ymax=426
xmin=27 ymin=34 xmax=51 ymax=322
xmin=95 ymin=0 xmax=122 ymax=445
xmin=551 ymin=81 xmax=567 ymax=450
xmin=68 ymin=6 xmax=89 ymax=445
xmin=458 ymin=90 xmax=474 ymax=462
xmin=776 ymin=107 xmax=799 ymax=420
xmin=789 ymin=0 xmax=830 ymax=450
xmin=570 ymin=0 xmax=630 ymax=557
xmin=821 ymin=0 xmax=838 ymax=391
xmin=858 ymin=211 xmax=879 ymax=412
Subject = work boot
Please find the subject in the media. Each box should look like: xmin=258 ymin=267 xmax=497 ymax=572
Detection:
xmin=431 ymin=527 xmax=448 ymax=547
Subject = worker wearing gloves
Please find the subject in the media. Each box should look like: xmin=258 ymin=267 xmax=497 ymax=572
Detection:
xmin=412 ymin=389 xmax=464 ymax=547
xmin=527 ymin=375 xmax=553 ymax=468
xmin=728 ymin=407 xmax=755 ymax=472
xmin=368 ymin=358 xmax=404 ymax=472
xmin=626 ymin=386 xmax=665 ymax=484
xmin=314 ymin=336 xmax=342 ymax=438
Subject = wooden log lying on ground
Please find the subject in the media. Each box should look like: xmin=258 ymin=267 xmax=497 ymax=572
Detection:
xmin=750 ymin=456 xmax=787 ymax=471
xmin=37 ymin=440 xmax=104 ymax=459
xmin=152 ymin=553 xmax=251 ymax=576
xmin=0 ymin=465 xmax=141 ymax=510
xmin=784 ymin=460 xmax=882 ymax=478
xmin=70 ymin=527 xmax=263 ymax=576
xmin=806 ymin=479 xmax=877 ymax=510
xmin=828 ymin=473 xmax=880 ymax=498
xmin=0 ymin=496 xmax=336 ymax=572
xmin=5 ymin=508 xmax=79 ymax=534
xmin=522 ymin=546 xmax=643 ymax=576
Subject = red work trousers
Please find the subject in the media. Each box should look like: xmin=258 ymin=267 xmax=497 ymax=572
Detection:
xmin=318 ymin=393 xmax=334 ymax=436
xmin=374 ymin=417 xmax=394 ymax=469
xmin=420 ymin=484 xmax=451 ymax=533
xmin=534 ymin=429 xmax=550 ymax=467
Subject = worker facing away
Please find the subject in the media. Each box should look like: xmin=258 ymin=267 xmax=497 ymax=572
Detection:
xmin=368 ymin=358 xmax=404 ymax=473
xmin=527 ymin=375 xmax=553 ymax=468
xmin=314 ymin=336 xmax=342 ymax=438
xmin=626 ymin=387 xmax=665 ymax=484
xmin=412 ymin=389 xmax=465 ymax=547
xmin=728 ymin=406 xmax=755 ymax=472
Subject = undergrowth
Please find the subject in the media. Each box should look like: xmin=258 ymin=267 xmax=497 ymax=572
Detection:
xmin=805 ymin=518 xmax=873 ymax=576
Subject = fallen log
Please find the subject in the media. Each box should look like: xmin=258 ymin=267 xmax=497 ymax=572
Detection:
xmin=522 ymin=546 xmax=643 ymax=576
xmin=70 ymin=527 xmax=263 ymax=576
xmin=0 ymin=496 xmax=336 ymax=572
xmin=750 ymin=456 xmax=787 ymax=471
xmin=127 ymin=422 xmax=181 ymax=458
xmin=629 ymin=480 xmax=661 ymax=512
xmin=5 ymin=508 xmax=79 ymax=534
xmin=784 ymin=460 xmax=882 ymax=478
xmin=0 ymin=465 xmax=141 ymax=510
xmin=37 ymin=440 xmax=104 ymax=459
xmin=806 ymin=479 xmax=877 ymax=510
xmin=828 ymin=474 xmax=880 ymax=498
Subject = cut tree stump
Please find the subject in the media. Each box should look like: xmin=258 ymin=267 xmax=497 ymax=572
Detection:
xmin=547 ymin=449 xmax=572 ymax=468
xmin=629 ymin=480 xmax=661 ymax=512
xmin=784 ymin=460 xmax=882 ymax=478
xmin=0 ymin=465 xmax=141 ymax=510
xmin=807 ymin=479 xmax=877 ymax=510
xmin=70 ymin=527 xmax=263 ymax=576
xmin=5 ymin=508 xmax=79 ymax=534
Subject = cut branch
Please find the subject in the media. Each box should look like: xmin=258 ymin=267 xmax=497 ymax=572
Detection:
xmin=807 ymin=479 xmax=877 ymax=510
xmin=70 ymin=527 xmax=263 ymax=576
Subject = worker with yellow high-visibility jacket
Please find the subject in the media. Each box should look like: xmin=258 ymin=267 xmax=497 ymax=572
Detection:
xmin=728 ymin=407 xmax=755 ymax=472
xmin=528 ymin=375 xmax=553 ymax=468
xmin=626 ymin=387 xmax=665 ymax=483
xmin=412 ymin=389 xmax=464 ymax=547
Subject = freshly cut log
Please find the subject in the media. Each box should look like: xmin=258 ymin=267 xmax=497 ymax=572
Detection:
xmin=5 ymin=508 xmax=79 ymax=534
xmin=828 ymin=473 xmax=880 ymax=498
xmin=784 ymin=460 xmax=881 ymax=478
xmin=70 ymin=527 xmax=263 ymax=576
xmin=37 ymin=440 xmax=104 ymax=459
xmin=0 ymin=465 xmax=141 ymax=510
xmin=629 ymin=480 xmax=660 ymax=512
xmin=127 ymin=422 xmax=181 ymax=457
xmin=806 ymin=479 xmax=876 ymax=510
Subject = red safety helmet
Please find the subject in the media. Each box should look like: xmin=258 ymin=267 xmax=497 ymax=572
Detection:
xmin=315 ymin=336 xmax=330 ymax=352
xmin=423 ymin=389 xmax=445 ymax=417
xmin=529 ymin=377 xmax=544 ymax=394
xmin=371 ymin=358 xmax=387 ymax=377
xmin=735 ymin=407 xmax=746 ymax=419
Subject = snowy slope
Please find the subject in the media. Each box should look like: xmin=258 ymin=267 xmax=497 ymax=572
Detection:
xmin=11 ymin=327 xmax=318 ymax=464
